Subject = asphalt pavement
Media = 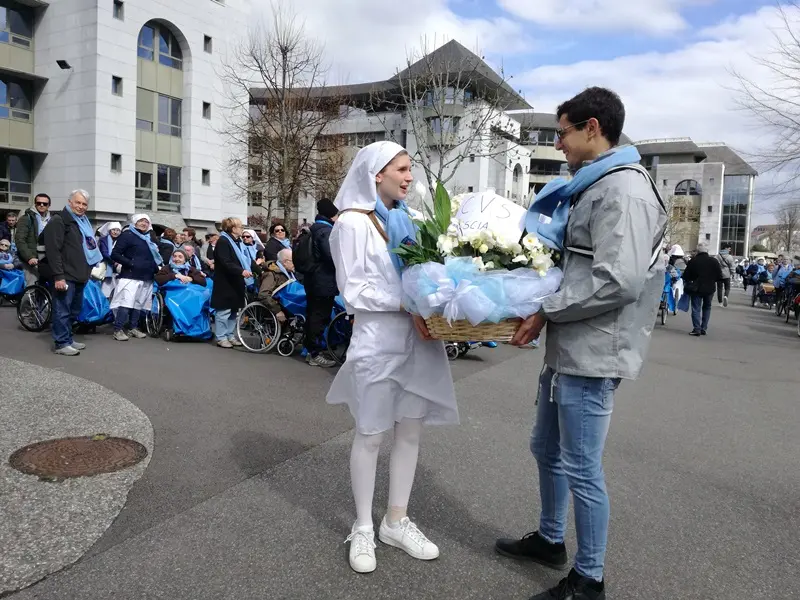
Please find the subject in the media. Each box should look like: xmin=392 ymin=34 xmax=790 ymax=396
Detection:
xmin=0 ymin=286 xmax=798 ymax=600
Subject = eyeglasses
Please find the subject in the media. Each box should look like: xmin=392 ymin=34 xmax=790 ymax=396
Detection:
xmin=274 ymin=228 xmax=285 ymax=233
xmin=555 ymin=119 xmax=591 ymax=142
xmin=35 ymin=202 xmax=50 ymax=207
xmin=242 ymin=235 xmax=252 ymax=239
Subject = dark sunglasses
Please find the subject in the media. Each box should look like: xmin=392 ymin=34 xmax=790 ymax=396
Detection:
xmin=35 ymin=201 xmax=50 ymax=207
xmin=242 ymin=234 xmax=252 ymax=239
xmin=274 ymin=228 xmax=285 ymax=233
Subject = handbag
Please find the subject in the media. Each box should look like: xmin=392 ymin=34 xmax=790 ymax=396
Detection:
xmin=684 ymin=280 xmax=700 ymax=295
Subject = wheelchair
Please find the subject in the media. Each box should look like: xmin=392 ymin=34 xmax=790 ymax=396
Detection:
xmin=16 ymin=280 xmax=111 ymax=334
xmin=324 ymin=310 xmax=353 ymax=365
xmin=144 ymin=281 xmax=214 ymax=342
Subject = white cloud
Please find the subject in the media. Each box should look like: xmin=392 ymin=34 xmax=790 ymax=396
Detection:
xmin=498 ymin=0 xmax=712 ymax=35
xmin=517 ymin=5 xmax=795 ymax=220
xmin=253 ymin=0 xmax=534 ymax=85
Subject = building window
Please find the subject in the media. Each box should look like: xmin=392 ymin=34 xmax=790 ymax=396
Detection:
xmin=202 ymin=102 xmax=211 ymax=119
xmin=428 ymin=117 xmax=460 ymax=135
xmin=158 ymin=95 xmax=181 ymax=137
xmin=135 ymin=166 xmax=153 ymax=210
xmin=249 ymin=191 xmax=263 ymax=207
xmin=707 ymin=206 xmax=713 ymax=213
xmin=674 ymin=179 xmax=702 ymax=196
xmin=157 ymin=164 xmax=181 ymax=212
xmin=249 ymin=165 xmax=263 ymax=181
xmin=705 ymin=233 xmax=711 ymax=241
xmin=138 ymin=22 xmax=182 ymax=70
xmin=136 ymin=118 xmax=153 ymax=131
xmin=0 ymin=152 xmax=32 ymax=204
xmin=112 ymin=76 xmax=123 ymax=96
xmin=662 ymin=179 xmax=668 ymax=186
xmin=111 ymin=154 xmax=122 ymax=173
xmin=469 ymin=154 xmax=475 ymax=163
xmin=202 ymin=169 xmax=210 ymax=186
xmin=467 ymin=186 xmax=473 ymax=192
xmin=0 ymin=5 xmax=33 ymax=48
xmin=137 ymin=25 xmax=155 ymax=60
xmin=0 ymin=77 xmax=32 ymax=121
xmin=204 ymin=35 xmax=213 ymax=53
xmin=113 ymin=0 xmax=124 ymax=20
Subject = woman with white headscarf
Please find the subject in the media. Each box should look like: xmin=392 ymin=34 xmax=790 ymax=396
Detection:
xmin=241 ymin=229 xmax=265 ymax=265
xmin=97 ymin=221 xmax=122 ymax=298
xmin=110 ymin=214 xmax=163 ymax=341
xmin=327 ymin=141 xmax=458 ymax=574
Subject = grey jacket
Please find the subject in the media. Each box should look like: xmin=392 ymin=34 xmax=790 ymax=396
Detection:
xmin=715 ymin=253 xmax=734 ymax=280
xmin=541 ymin=154 xmax=667 ymax=380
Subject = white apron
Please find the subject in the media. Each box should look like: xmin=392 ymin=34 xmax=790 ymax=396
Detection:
xmin=326 ymin=211 xmax=458 ymax=435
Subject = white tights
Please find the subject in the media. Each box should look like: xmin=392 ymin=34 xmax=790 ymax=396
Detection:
xmin=350 ymin=418 xmax=423 ymax=529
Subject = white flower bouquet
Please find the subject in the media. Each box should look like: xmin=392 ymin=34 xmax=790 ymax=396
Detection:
xmin=395 ymin=184 xmax=562 ymax=341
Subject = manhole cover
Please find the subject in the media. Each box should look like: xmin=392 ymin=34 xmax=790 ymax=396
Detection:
xmin=8 ymin=435 xmax=148 ymax=479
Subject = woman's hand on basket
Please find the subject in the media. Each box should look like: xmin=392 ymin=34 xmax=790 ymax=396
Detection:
xmin=411 ymin=314 xmax=434 ymax=341
xmin=511 ymin=313 xmax=546 ymax=347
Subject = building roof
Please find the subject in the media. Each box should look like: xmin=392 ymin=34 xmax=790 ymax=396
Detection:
xmin=250 ymin=39 xmax=531 ymax=110
xmin=635 ymin=138 xmax=707 ymax=160
xmin=696 ymin=143 xmax=758 ymax=176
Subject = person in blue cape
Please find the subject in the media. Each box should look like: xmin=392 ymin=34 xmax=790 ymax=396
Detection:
xmin=0 ymin=237 xmax=25 ymax=297
xmin=110 ymin=214 xmax=162 ymax=342
xmin=155 ymin=248 xmax=207 ymax=287
xmin=41 ymin=189 xmax=101 ymax=356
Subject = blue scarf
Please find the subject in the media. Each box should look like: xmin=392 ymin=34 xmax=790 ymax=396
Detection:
xmin=161 ymin=237 xmax=176 ymax=251
xmin=525 ymin=145 xmax=642 ymax=251
xmin=130 ymin=227 xmax=163 ymax=266
xmin=65 ymin=206 xmax=103 ymax=266
xmin=278 ymin=237 xmax=291 ymax=249
xmin=35 ymin=212 xmax=50 ymax=235
xmin=374 ymin=197 xmax=418 ymax=273
xmin=221 ymin=231 xmax=254 ymax=287
xmin=243 ymin=242 xmax=259 ymax=264
xmin=169 ymin=259 xmax=191 ymax=275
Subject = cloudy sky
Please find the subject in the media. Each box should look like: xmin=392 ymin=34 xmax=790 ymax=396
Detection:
xmin=254 ymin=0 xmax=795 ymax=223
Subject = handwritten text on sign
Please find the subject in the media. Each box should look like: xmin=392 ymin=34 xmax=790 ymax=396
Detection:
xmin=455 ymin=191 xmax=527 ymax=242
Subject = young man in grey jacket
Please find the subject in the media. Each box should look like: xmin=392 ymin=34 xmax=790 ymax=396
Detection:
xmin=497 ymin=88 xmax=667 ymax=600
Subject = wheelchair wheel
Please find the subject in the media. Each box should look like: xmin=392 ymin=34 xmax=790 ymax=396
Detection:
xmin=145 ymin=292 xmax=165 ymax=337
xmin=751 ymin=286 xmax=757 ymax=307
xmin=162 ymin=328 xmax=174 ymax=342
xmin=445 ymin=344 xmax=459 ymax=361
xmin=775 ymin=293 xmax=784 ymax=316
xmin=277 ymin=338 xmax=295 ymax=357
xmin=17 ymin=284 xmax=52 ymax=332
xmin=325 ymin=311 xmax=352 ymax=365
xmin=236 ymin=302 xmax=281 ymax=353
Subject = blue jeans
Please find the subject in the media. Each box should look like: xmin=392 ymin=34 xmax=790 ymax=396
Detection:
xmin=215 ymin=309 xmax=237 ymax=341
xmin=114 ymin=307 xmax=141 ymax=331
xmin=690 ymin=294 xmax=713 ymax=332
xmin=51 ymin=280 xmax=85 ymax=350
xmin=530 ymin=367 xmax=619 ymax=582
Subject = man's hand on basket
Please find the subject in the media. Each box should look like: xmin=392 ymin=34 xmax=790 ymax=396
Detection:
xmin=411 ymin=314 xmax=433 ymax=341
xmin=511 ymin=313 xmax=546 ymax=347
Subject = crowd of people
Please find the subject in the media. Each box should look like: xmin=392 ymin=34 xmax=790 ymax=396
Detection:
xmin=0 ymin=191 xmax=343 ymax=366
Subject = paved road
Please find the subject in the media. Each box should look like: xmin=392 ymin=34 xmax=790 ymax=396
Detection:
xmin=1 ymin=287 xmax=798 ymax=599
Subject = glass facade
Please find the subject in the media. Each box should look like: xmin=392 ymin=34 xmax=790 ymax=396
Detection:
xmin=720 ymin=175 xmax=751 ymax=256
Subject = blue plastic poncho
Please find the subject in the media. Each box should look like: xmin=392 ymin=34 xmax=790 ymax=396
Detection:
xmin=273 ymin=280 xmax=307 ymax=318
xmin=0 ymin=268 xmax=25 ymax=296
xmin=78 ymin=280 xmax=112 ymax=323
xmin=159 ymin=280 xmax=213 ymax=339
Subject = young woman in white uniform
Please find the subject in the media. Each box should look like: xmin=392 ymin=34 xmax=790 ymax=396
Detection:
xmin=327 ymin=141 xmax=459 ymax=573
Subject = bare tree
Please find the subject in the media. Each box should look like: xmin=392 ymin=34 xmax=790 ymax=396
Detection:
xmin=370 ymin=37 xmax=526 ymax=200
xmin=733 ymin=1 xmax=800 ymax=193
xmin=220 ymin=4 xmax=346 ymax=228
xmin=774 ymin=202 xmax=800 ymax=251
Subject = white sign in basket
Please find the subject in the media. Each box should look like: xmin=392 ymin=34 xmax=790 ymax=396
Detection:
xmin=455 ymin=191 xmax=527 ymax=242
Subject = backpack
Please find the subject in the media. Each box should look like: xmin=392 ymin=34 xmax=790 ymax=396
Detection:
xmin=292 ymin=229 xmax=317 ymax=275
xmin=533 ymin=164 xmax=667 ymax=270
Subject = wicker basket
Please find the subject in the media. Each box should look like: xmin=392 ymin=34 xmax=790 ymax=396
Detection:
xmin=425 ymin=315 xmax=521 ymax=342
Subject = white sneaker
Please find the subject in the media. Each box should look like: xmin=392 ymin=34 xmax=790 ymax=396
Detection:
xmin=128 ymin=328 xmax=147 ymax=339
xmin=345 ymin=525 xmax=376 ymax=573
xmin=378 ymin=516 xmax=439 ymax=560
xmin=723 ymin=296 xmax=729 ymax=307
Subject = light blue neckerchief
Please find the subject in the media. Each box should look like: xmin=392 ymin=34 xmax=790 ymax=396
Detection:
xmin=373 ymin=197 xmax=418 ymax=273
xmin=130 ymin=227 xmax=164 ymax=266
xmin=221 ymin=231 xmax=254 ymax=287
xmin=243 ymin=242 xmax=259 ymax=264
xmin=35 ymin=212 xmax=50 ymax=235
xmin=65 ymin=205 xmax=103 ymax=266
xmin=169 ymin=259 xmax=191 ymax=275
xmin=525 ymin=145 xmax=643 ymax=250
xmin=279 ymin=237 xmax=291 ymax=249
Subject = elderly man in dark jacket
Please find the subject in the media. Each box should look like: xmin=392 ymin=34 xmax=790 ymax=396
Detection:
xmin=41 ymin=190 xmax=99 ymax=356
xmin=303 ymin=199 xmax=339 ymax=368
xmin=682 ymin=242 xmax=723 ymax=336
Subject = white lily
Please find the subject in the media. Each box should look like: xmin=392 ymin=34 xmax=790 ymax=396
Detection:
xmin=512 ymin=254 xmax=529 ymax=265
xmin=478 ymin=243 xmax=489 ymax=254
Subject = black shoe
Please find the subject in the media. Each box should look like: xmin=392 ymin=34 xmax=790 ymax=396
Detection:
xmin=529 ymin=568 xmax=605 ymax=600
xmin=700 ymin=330 xmax=707 ymax=336
xmin=495 ymin=531 xmax=568 ymax=570
xmin=689 ymin=330 xmax=701 ymax=336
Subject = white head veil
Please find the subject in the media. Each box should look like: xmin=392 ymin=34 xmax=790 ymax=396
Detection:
xmin=668 ymin=244 xmax=684 ymax=257
xmin=130 ymin=214 xmax=152 ymax=231
xmin=98 ymin=221 xmax=122 ymax=237
xmin=243 ymin=229 xmax=265 ymax=250
xmin=334 ymin=141 xmax=407 ymax=211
